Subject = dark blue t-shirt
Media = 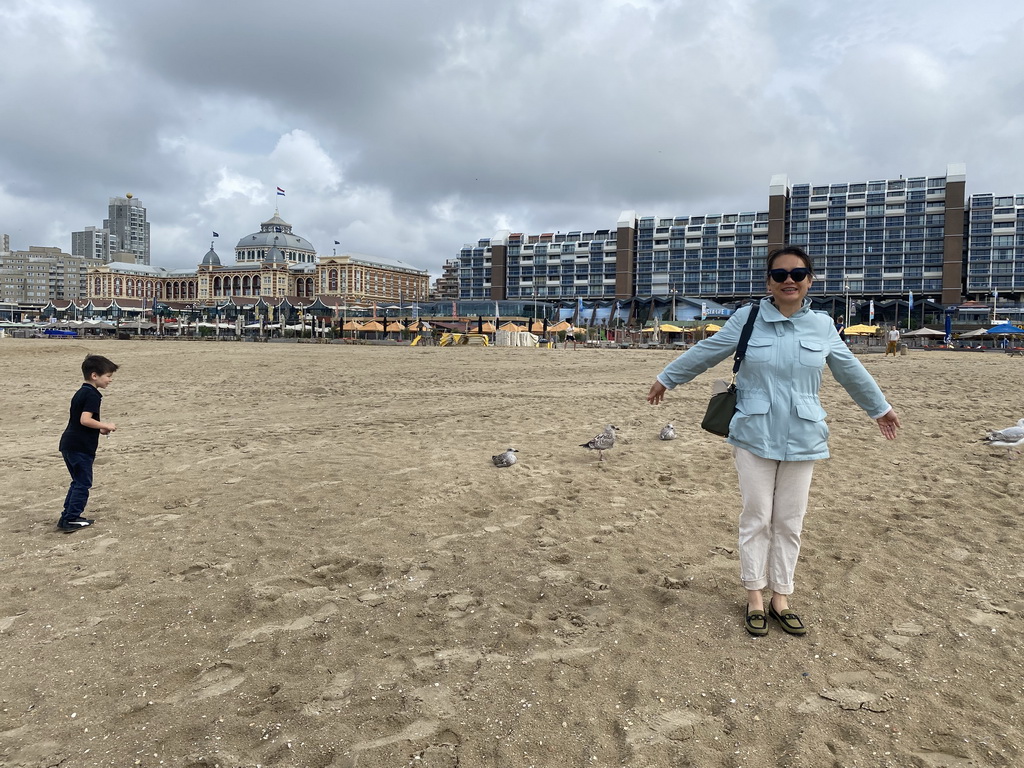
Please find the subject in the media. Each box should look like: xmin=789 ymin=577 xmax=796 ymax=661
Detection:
xmin=59 ymin=383 xmax=102 ymax=456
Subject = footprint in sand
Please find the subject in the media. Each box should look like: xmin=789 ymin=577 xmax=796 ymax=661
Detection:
xmin=226 ymin=603 xmax=338 ymax=649
xmin=164 ymin=662 xmax=246 ymax=703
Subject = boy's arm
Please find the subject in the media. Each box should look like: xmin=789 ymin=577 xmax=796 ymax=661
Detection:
xmin=80 ymin=411 xmax=117 ymax=433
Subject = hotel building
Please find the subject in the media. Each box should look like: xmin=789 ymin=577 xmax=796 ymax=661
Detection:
xmin=457 ymin=164 xmax=993 ymax=310
xmin=85 ymin=211 xmax=430 ymax=306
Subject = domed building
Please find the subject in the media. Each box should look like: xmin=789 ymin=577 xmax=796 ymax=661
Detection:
xmin=83 ymin=210 xmax=430 ymax=311
xmin=234 ymin=211 xmax=316 ymax=265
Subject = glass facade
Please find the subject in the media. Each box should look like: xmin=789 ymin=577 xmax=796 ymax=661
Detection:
xmin=784 ymin=176 xmax=947 ymax=297
xmin=966 ymin=193 xmax=1024 ymax=296
xmin=454 ymin=167 xmax=1024 ymax=306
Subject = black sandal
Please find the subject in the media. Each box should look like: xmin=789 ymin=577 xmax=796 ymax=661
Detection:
xmin=745 ymin=606 xmax=768 ymax=637
xmin=768 ymin=603 xmax=807 ymax=636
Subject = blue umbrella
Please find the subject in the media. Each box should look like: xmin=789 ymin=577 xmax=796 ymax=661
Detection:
xmin=986 ymin=322 xmax=1024 ymax=335
xmin=944 ymin=314 xmax=952 ymax=346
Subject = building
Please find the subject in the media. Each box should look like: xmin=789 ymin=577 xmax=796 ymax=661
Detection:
xmin=71 ymin=226 xmax=116 ymax=262
xmin=767 ymin=165 xmax=966 ymax=307
xmin=455 ymin=164 xmax=994 ymax=311
xmin=0 ymin=246 xmax=99 ymax=308
xmin=85 ymin=211 xmax=430 ymax=307
xmin=965 ymin=193 xmax=1024 ymax=301
xmin=431 ymin=258 xmax=460 ymax=299
xmin=104 ymin=194 xmax=151 ymax=265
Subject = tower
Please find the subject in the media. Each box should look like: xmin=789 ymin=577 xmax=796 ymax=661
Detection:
xmin=104 ymin=194 xmax=151 ymax=265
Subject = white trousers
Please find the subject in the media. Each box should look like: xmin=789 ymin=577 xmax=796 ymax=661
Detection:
xmin=733 ymin=447 xmax=816 ymax=594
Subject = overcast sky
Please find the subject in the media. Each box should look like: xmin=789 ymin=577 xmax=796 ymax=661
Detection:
xmin=4 ymin=0 xmax=1024 ymax=278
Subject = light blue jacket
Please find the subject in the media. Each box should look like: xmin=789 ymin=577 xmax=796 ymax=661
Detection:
xmin=657 ymin=297 xmax=891 ymax=461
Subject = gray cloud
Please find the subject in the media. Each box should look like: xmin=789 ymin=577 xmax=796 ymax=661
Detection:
xmin=3 ymin=0 xmax=1024 ymax=276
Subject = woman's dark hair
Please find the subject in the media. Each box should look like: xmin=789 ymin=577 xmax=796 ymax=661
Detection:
xmin=766 ymin=245 xmax=815 ymax=275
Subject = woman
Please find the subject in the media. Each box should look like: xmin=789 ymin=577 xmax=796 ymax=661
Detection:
xmin=646 ymin=246 xmax=900 ymax=637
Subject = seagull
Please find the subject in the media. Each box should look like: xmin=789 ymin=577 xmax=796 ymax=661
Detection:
xmin=981 ymin=418 xmax=1024 ymax=458
xmin=580 ymin=425 xmax=617 ymax=461
xmin=492 ymin=448 xmax=518 ymax=467
xmin=659 ymin=423 xmax=677 ymax=440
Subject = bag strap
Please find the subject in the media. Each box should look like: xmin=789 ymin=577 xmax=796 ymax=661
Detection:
xmin=731 ymin=303 xmax=760 ymax=377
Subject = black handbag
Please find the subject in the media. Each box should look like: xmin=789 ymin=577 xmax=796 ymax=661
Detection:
xmin=700 ymin=304 xmax=760 ymax=437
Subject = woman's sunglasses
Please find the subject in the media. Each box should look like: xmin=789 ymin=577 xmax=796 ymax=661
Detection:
xmin=767 ymin=268 xmax=812 ymax=283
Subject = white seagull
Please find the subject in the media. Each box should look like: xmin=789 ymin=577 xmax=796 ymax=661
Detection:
xmin=981 ymin=418 xmax=1024 ymax=458
xmin=580 ymin=425 xmax=617 ymax=461
xmin=492 ymin=447 xmax=519 ymax=467
xmin=659 ymin=423 xmax=677 ymax=440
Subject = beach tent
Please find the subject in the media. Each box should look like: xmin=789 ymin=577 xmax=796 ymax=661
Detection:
xmin=845 ymin=324 xmax=879 ymax=335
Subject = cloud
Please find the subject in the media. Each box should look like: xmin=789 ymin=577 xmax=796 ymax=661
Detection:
xmin=4 ymin=0 xmax=1024 ymax=278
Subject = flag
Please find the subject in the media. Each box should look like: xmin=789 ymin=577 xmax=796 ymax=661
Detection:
xmin=908 ymin=291 xmax=914 ymax=311
xmin=334 ymin=240 xmax=340 ymax=245
xmin=452 ymin=300 xmax=457 ymax=319
xmin=869 ymin=299 xmax=875 ymax=323
xmin=700 ymin=302 xmax=707 ymax=321
xmin=212 ymin=231 xmax=219 ymax=237
xmin=276 ymin=187 xmax=286 ymax=196
xmin=494 ymin=301 xmax=500 ymax=322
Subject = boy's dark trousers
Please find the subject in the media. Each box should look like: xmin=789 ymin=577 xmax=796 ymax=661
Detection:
xmin=61 ymin=451 xmax=94 ymax=524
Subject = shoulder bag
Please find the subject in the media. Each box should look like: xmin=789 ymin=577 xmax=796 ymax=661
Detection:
xmin=700 ymin=303 xmax=760 ymax=437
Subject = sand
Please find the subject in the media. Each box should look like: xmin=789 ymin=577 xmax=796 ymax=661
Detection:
xmin=1 ymin=338 xmax=1022 ymax=768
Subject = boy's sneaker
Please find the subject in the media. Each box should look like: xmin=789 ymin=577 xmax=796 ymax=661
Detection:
xmin=58 ymin=518 xmax=94 ymax=533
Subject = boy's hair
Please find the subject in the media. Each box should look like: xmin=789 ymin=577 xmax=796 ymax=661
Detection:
xmin=82 ymin=355 xmax=119 ymax=379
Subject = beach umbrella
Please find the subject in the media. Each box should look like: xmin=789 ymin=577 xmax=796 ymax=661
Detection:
xmin=658 ymin=323 xmax=685 ymax=333
xmin=844 ymin=324 xmax=879 ymax=335
xmin=386 ymin=321 xmax=405 ymax=332
xmin=987 ymin=322 xmax=1024 ymax=335
xmin=944 ymin=314 xmax=952 ymax=345
xmin=360 ymin=321 xmax=384 ymax=332
xmin=704 ymin=323 xmax=723 ymax=333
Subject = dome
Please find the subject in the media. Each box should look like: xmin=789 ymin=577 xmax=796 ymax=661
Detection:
xmin=263 ymin=245 xmax=285 ymax=264
xmin=234 ymin=210 xmax=316 ymax=265
xmin=201 ymin=246 xmax=221 ymax=266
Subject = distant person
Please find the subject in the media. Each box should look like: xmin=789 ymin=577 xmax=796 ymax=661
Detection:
xmin=564 ymin=327 xmax=577 ymax=349
xmin=885 ymin=326 xmax=901 ymax=356
xmin=57 ymin=355 xmax=119 ymax=533
xmin=834 ymin=315 xmax=847 ymax=343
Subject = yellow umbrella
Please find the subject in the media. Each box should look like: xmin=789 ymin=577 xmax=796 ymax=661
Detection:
xmin=548 ymin=320 xmax=571 ymax=332
xmin=386 ymin=321 xmax=405 ymax=332
xmin=499 ymin=321 xmax=525 ymax=332
xmin=360 ymin=321 xmax=384 ymax=332
xmin=658 ymin=323 xmax=685 ymax=333
xmin=342 ymin=320 xmax=361 ymax=330
xmin=845 ymin=324 xmax=879 ymax=335
xmin=704 ymin=323 xmax=722 ymax=333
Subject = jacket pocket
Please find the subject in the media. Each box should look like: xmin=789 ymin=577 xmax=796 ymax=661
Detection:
xmin=794 ymin=399 xmax=829 ymax=453
xmin=745 ymin=338 xmax=773 ymax=363
xmin=798 ymin=339 xmax=826 ymax=368
xmin=736 ymin=397 xmax=770 ymax=415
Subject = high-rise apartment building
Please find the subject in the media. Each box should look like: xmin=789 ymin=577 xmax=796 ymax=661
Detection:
xmin=456 ymin=164 xmax=979 ymax=308
xmin=103 ymin=194 xmax=151 ymax=265
xmin=965 ymin=193 xmax=1024 ymax=299
xmin=71 ymin=225 xmax=116 ymax=262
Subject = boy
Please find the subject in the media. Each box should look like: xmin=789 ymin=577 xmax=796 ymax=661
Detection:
xmin=57 ymin=355 xmax=118 ymax=533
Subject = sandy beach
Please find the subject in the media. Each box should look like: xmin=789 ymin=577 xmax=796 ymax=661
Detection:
xmin=1 ymin=338 xmax=1022 ymax=768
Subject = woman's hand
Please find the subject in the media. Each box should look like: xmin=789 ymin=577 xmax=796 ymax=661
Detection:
xmin=647 ymin=380 xmax=667 ymax=405
xmin=876 ymin=409 xmax=900 ymax=440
